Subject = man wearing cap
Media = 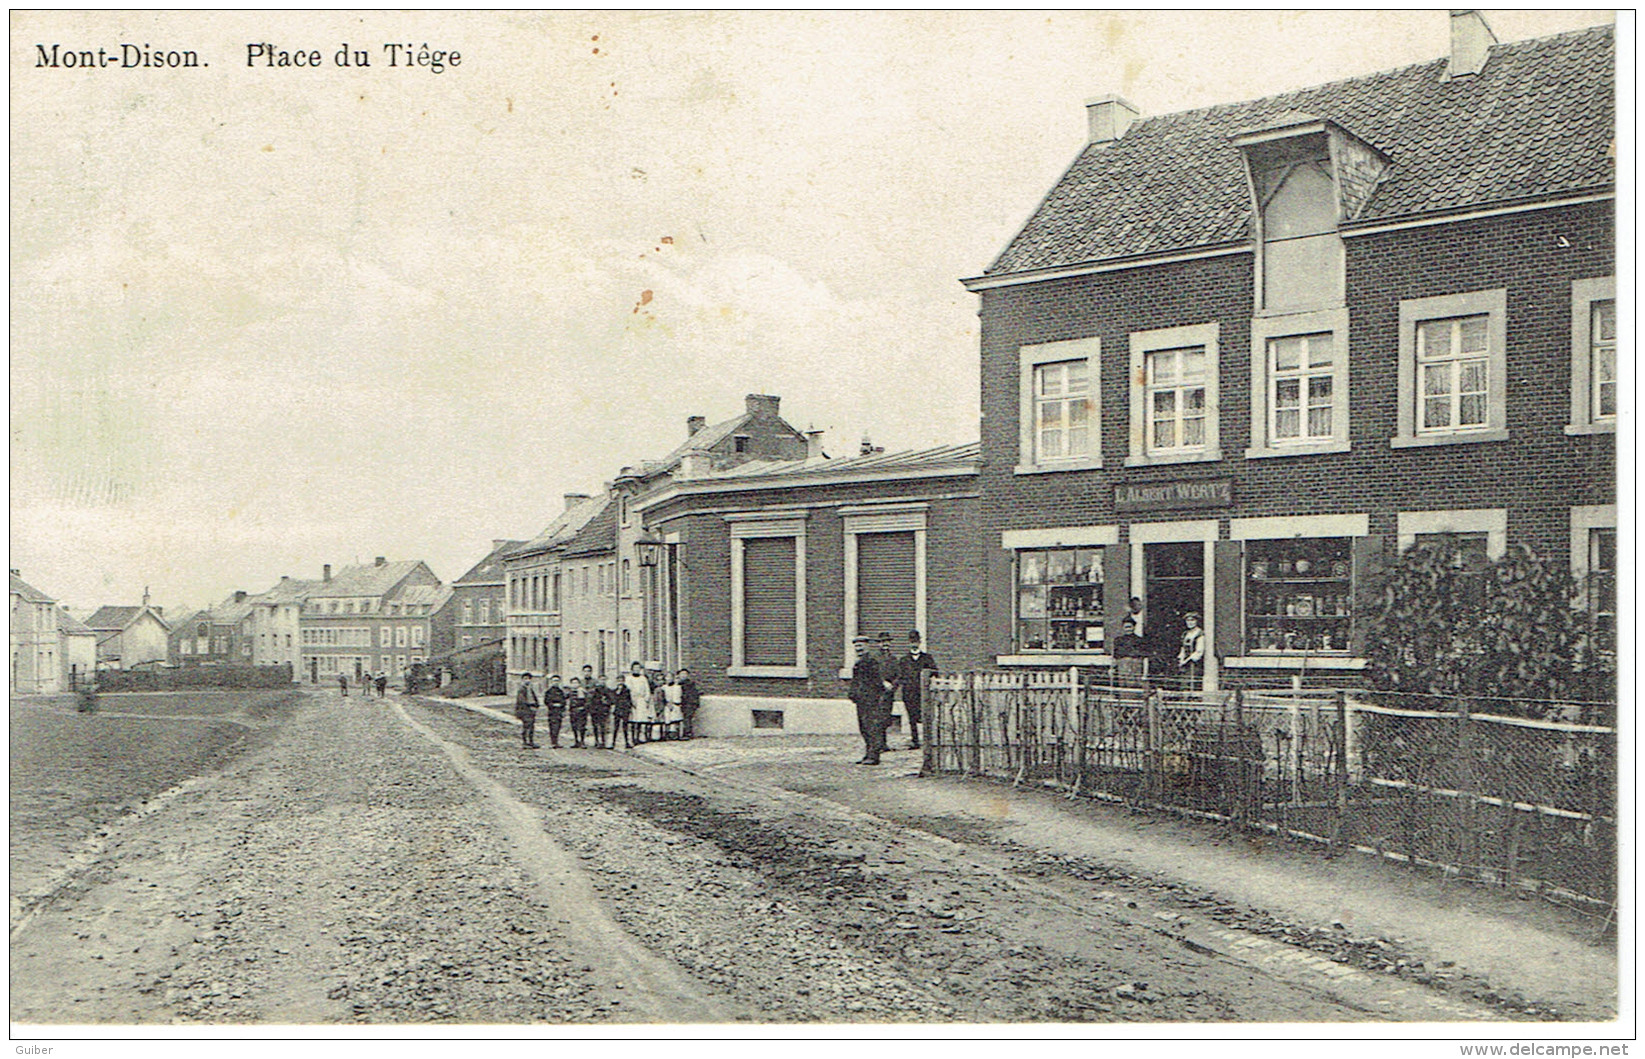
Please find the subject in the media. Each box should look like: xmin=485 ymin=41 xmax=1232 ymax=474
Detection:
xmin=874 ymin=632 xmax=898 ymax=747
xmin=846 ymin=635 xmax=889 ymax=765
xmin=887 ymin=630 xmax=938 ymax=750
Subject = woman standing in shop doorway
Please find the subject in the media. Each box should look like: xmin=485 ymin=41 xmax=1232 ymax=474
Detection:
xmin=1178 ymin=612 xmax=1205 ymax=689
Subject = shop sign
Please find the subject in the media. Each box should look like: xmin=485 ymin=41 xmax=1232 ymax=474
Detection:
xmin=1114 ymin=477 xmax=1234 ymax=512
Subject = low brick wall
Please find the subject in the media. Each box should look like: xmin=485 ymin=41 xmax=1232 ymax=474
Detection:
xmin=97 ymin=664 xmax=294 ymax=691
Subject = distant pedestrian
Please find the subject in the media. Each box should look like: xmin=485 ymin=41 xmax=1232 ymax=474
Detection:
xmin=567 ymin=676 xmax=590 ymax=748
xmin=76 ymin=677 xmax=99 ymax=714
xmin=590 ymin=676 xmax=614 ymax=749
xmin=514 ymin=673 xmax=540 ymax=749
xmin=542 ymin=674 xmax=567 ymax=749
xmin=610 ymin=675 xmax=634 ymax=749
xmin=887 ymin=630 xmax=938 ymax=750
xmin=675 ymin=668 xmax=701 ymax=740
xmin=338 ymin=674 xmax=349 ymax=697
xmin=847 ymin=635 xmax=888 ymax=765
xmin=624 ymin=662 xmax=654 ymax=744
xmin=375 ymin=672 xmax=387 ymax=698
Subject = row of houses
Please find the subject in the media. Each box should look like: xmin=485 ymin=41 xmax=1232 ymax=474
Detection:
xmin=491 ymin=16 xmax=1615 ymax=736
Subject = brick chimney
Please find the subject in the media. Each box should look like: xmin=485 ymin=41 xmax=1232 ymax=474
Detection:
xmin=1447 ymin=9 xmax=1496 ymax=78
xmin=323 ymin=564 xmax=332 ymax=583
xmin=687 ymin=415 xmax=706 ymax=436
xmin=745 ymin=394 xmax=780 ymax=417
xmin=375 ymin=556 xmax=387 ymax=567
xmin=233 ymin=590 xmax=247 ymax=603
xmin=677 ymin=450 xmax=712 ymax=480
xmin=1086 ymin=95 xmax=1139 ymax=145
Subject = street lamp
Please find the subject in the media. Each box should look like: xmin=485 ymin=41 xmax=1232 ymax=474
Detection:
xmin=635 ymin=537 xmax=665 ymax=568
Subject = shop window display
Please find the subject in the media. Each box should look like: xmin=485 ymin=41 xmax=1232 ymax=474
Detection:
xmin=1016 ymin=548 xmax=1105 ymax=652
xmin=1245 ymin=538 xmax=1352 ymax=654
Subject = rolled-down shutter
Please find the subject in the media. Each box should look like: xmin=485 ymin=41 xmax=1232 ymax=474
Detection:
xmin=1213 ymin=540 xmax=1245 ymax=659
xmin=1350 ymin=535 xmax=1387 ymax=658
xmin=857 ymin=531 xmax=917 ymax=642
xmin=742 ymin=535 xmax=797 ymax=666
xmin=1103 ymin=543 xmax=1131 ymax=644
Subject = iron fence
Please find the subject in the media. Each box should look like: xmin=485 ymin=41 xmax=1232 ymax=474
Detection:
xmin=922 ymin=671 xmax=1616 ymax=912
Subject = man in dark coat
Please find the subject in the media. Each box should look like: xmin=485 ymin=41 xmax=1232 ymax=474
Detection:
xmin=675 ymin=667 xmax=701 ymax=740
xmin=514 ymin=673 xmax=540 ymax=748
xmin=542 ymin=674 xmax=567 ymax=748
xmin=847 ymin=635 xmax=889 ymax=765
xmin=887 ymin=629 xmax=938 ymax=750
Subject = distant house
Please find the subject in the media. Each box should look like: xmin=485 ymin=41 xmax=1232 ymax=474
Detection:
xmin=58 ymin=608 xmax=96 ymax=688
xmin=299 ymin=558 xmax=444 ymax=684
xmin=246 ymin=577 xmax=317 ymax=675
xmin=10 ymin=571 xmax=63 ymax=692
xmin=446 ymin=540 xmax=522 ymax=654
xmin=86 ymin=590 xmax=171 ymax=669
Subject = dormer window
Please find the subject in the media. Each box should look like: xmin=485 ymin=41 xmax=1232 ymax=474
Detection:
xmin=733 ymin=435 xmax=751 ymax=454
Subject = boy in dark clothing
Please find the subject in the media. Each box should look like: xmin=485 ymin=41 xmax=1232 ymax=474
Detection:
xmin=589 ymin=677 xmax=613 ymax=749
xmin=676 ymin=668 xmax=701 ymax=740
xmin=542 ymin=674 xmax=567 ymax=748
xmin=611 ymin=678 xmax=633 ymax=749
xmin=514 ymin=674 xmax=540 ymax=748
xmin=567 ymin=677 xmax=590 ymax=748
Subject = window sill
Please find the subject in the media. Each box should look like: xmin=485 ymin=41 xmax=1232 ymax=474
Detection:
xmin=1244 ymin=440 xmax=1351 ymax=459
xmin=727 ymin=665 xmax=809 ymax=679
xmin=1224 ymin=655 xmax=1366 ymax=670
xmin=1390 ymin=429 xmax=1508 ymax=449
xmin=997 ymin=653 xmax=1113 ymax=667
xmin=1124 ymin=450 xmax=1222 ymax=468
xmin=1565 ymin=421 xmax=1616 ymax=436
xmin=1014 ymin=458 xmax=1104 ymax=475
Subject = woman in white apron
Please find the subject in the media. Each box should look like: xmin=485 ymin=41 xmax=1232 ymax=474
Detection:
xmin=624 ymin=662 xmax=655 ymax=743
xmin=660 ymin=675 xmax=685 ymax=738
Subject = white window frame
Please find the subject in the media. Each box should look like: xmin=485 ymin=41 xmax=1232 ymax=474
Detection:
xmin=1016 ymin=338 xmax=1101 ymax=474
xmin=1247 ymin=308 xmax=1350 ymax=457
xmin=1128 ymin=323 xmax=1220 ymax=466
xmin=839 ymin=504 xmax=928 ymax=677
xmin=1128 ymin=519 xmax=1221 ymax=690
xmin=727 ymin=513 xmax=808 ymax=678
xmin=1397 ymin=509 xmax=1507 ymax=561
xmin=1392 ymin=289 xmax=1508 ymax=448
xmin=1570 ymin=504 xmax=1618 ymax=610
xmin=1567 ymin=276 xmax=1617 ymax=435
xmin=1224 ymin=514 xmax=1369 ymax=671
xmin=996 ymin=525 xmax=1119 ymax=667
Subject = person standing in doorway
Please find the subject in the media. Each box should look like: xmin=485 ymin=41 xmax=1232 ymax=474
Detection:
xmin=1112 ymin=615 xmax=1149 ymax=687
xmin=514 ymin=672 xmax=540 ymax=749
xmin=1178 ymin=612 xmax=1206 ymax=688
xmin=888 ymin=630 xmax=938 ymax=751
xmin=542 ymin=674 xmax=567 ymax=748
xmin=847 ymin=635 xmax=888 ymax=765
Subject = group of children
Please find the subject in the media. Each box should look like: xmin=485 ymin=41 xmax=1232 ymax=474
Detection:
xmin=511 ymin=662 xmax=701 ymax=751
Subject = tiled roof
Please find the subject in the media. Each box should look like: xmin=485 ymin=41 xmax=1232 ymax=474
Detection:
xmin=508 ymin=497 xmax=606 ymax=559
xmin=9 ymin=573 xmax=55 ymax=604
xmin=251 ymin=578 xmax=319 ymax=605
xmin=397 ymin=584 xmax=453 ymax=610
xmin=307 ymin=560 xmax=428 ymax=599
xmin=561 ymin=497 xmax=618 ymax=558
xmin=985 ymin=25 xmax=1614 ymax=277
xmin=211 ymin=597 xmax=255 ymax=625
xmin=58 ymin=607 xmax=94 ymax=636
xmin=646 ymin=413 xmax=750 ymax=473
xmin=454 ymin=541 xmax=525 ymax=585
xmin=86 ymin=605 xmax=141 ymax=631
xmin=705 ymin=441 xmax=980 ymax=481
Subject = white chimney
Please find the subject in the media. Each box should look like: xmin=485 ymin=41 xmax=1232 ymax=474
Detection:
xmin=1086 ymin=95 xmax=1140 ymax=145
xmin=1448 ymin=10 xmax=1497 ymax=78
xmin=804 ymin=429 xmax=826 ymax=461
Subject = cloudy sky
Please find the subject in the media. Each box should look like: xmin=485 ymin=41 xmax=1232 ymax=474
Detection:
xmin=11 ymin=9 xmax=1614 ymax=616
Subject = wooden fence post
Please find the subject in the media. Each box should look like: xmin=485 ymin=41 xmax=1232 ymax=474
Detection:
xmin=1330 ymin=689 xmax=1348 ymax=854
xmin=920 ymin=669 xmax=934 ymax=776
xmin=1146 ymin=689 xmax=1162 ymax=803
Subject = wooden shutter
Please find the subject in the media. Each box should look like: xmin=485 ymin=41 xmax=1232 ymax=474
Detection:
xmin=1103 ymin=543 xmax=1130 ymax=643
xmin=988 ymin=546 xmax=1014 ymax=656
xmin=1350 ymin=535 xmax=1386 ymax=657
xmin=857 ymin=531 xmax=917 ymax=642
xmin=742 ymin=536 xmax=797 ymax=666
xmin=1213 ymin=540 xmax=1245 ymax=658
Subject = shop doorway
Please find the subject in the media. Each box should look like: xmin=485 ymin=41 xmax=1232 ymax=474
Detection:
xmin=1144 ymin=542 xmax=1204 ymax=686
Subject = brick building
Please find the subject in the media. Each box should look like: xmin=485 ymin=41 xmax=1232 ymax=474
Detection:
xmin=634 ymin=440 xmax=981 ymax=734
xmin=503 ymin=494 xmax=603 ymax=687
xmin=299 ymin=558 xmax=444 ymax=685
xmin=962 ymin=17 xmax=1615 ymax=689
xmin=446 ymin=539 xmax=521 ymax=654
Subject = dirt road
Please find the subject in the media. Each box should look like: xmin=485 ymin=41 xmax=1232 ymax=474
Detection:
xmin=11 ymin=690 xmax=1518 ymax=1024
